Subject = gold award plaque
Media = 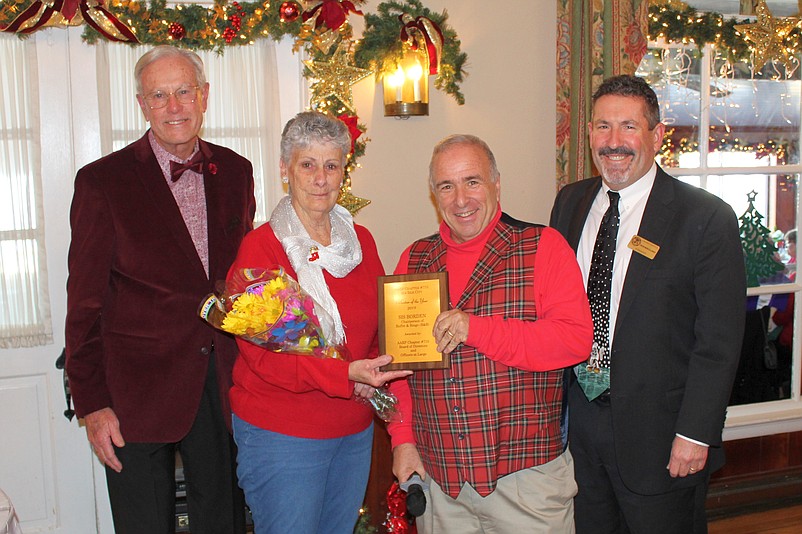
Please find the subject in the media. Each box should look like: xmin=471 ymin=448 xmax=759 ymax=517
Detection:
xmin=378 ymin=272 xmax=450 ymax=370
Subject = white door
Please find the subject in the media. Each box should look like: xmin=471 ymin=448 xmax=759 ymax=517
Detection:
xmin=0 ymin=27 xmax=112 ymax=534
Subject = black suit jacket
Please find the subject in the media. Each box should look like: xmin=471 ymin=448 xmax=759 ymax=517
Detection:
xmin=65 ymin=132 xmax=256 ymax=442
xmin=550 ymin=166 xmax=746 ymax=494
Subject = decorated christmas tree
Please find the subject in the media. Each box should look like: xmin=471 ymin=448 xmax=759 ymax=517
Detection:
xmin=739 ymin=190 xmax=785 ymax=287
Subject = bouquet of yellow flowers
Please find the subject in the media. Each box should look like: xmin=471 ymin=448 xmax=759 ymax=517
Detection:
xmin=199 ymin=267 xmax=400 ymax=422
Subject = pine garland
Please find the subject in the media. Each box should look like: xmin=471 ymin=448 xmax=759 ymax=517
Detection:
xmin=647 ymin=1 xmax=802 ymax=63
xmin=353 ymin=0 xmax=467 ymax=104
xmin=0 ymin=0 xmax=466 ymax=101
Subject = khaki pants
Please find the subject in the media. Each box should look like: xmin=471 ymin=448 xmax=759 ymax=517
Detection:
xmin=417 ymin=450 xmax=577 ymax=534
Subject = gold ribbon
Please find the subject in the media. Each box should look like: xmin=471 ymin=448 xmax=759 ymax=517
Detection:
xmin=399 ymin=13 xmax=444 ymax=75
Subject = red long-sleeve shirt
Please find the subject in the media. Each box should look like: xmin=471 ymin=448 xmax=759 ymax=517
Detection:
xmin=388 ymin=209 xmax=593 ymax=456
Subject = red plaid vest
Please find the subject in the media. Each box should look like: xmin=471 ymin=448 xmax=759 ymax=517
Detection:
xmin=406 ymin=214 xmax=565 ymax=498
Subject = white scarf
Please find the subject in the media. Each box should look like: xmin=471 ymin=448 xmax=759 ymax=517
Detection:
xmin=269 ymin=195 xmax=362 ymax=345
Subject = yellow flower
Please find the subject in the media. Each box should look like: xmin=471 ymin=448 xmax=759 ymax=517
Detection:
xmin=264 ymin=276 xmax=287 ymax=293
xmin=221 ymin=290 xmax=284 ymax=335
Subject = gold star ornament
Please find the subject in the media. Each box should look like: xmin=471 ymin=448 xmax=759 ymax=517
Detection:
xmin=735 ymin=0 xmax=801 ymax=71
xmin=304 ymin=43 xmax=373 ymax=113
xmin=337 ymin=190 xmax=371 ymax=215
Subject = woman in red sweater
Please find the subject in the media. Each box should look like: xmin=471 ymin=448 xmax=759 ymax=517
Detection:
xmin=228 ymin=112 xmax=410 ymax=534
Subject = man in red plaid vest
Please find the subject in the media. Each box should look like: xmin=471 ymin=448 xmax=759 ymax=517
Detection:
xmin=387 ymin=134 xmax=593 ymax=532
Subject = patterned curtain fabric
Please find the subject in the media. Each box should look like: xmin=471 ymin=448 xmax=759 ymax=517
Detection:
xmin=556 ymin=0 xmax=649 ymax=188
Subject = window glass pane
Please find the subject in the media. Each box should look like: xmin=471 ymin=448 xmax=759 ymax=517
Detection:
xmin=638 ymin=44 xmax=802 ymax=405
xmin=731 ymin=292 xmax=795 ymax=405
xmin=637 ymin=48 xmax=702 ymax=169
xmin=707 ymin=174 xmax=771 ymax=218
xmin=712 ymin=173 xmax=798 ymax=288
xmin=0 ymin=239 xmax=48 ymax=341
xmin=0 ymin=173 xmax=37 ymax=232
xmin=708 ymin=57 xmax=801 ymax=167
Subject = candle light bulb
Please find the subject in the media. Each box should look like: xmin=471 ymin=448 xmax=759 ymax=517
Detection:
xmin=407 ymin=62 xmax=424 ymax=102
xmin=392 ymin=66 xmax=405 ymax=102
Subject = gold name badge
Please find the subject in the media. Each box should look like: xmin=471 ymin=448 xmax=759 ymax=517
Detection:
xmin=627 ymin=235 xmax=659 ymax=260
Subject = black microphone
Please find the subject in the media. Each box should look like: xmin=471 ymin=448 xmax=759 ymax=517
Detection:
xmin=399 ymin=473 xmax=428 ymax=517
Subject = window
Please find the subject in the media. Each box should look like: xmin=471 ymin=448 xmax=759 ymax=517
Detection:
xmin=98 ymin=41 xmax=284 ymax=223
xmin=0 ymin=35 xmax=53 ymax=348
xmin=637 ymin=44 xmax=801 ymax=436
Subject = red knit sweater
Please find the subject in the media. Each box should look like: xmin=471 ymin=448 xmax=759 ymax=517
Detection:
xmin=229 ymin=222 xmax=385 ymax=439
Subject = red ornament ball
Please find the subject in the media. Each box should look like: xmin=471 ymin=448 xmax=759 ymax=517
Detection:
xmin=279 ymin=1 xmax=301 ymax=23
xmin=168 ymin=22 xmax=185 ymax=40
xmin=222 ymin=27 xmax=237 ymax=43
xmin=230 ymin=14 xmax=242 ymax=31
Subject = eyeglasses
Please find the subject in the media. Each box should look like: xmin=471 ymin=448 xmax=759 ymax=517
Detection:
xmin=142 ymin=86 xmax=200 ymax=109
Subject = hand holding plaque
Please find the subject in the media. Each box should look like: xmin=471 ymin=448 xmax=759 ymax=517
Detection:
xmin=378 ymin=272 xmax=450 ymax=370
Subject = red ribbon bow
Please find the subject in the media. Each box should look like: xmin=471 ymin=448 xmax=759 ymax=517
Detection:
xmin=1 ymin=0 xmax=138 ymax=43
xmin=302 ymin=0 xmax=363 ymax=32
xmin=170 ymin=152 xmax=205 ymax=182
xmin=399 ymin=13 xmax=444 ymax=76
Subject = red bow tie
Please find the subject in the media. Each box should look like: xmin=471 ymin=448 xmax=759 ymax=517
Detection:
xmin=170 ymin=152 xmax=204 ymax=182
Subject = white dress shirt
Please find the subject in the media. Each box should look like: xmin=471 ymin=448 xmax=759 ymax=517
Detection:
xmin=577 ymin=164 xmax=656 ymax=345
xmin=576 ymin=163 xmax=707 ymax=447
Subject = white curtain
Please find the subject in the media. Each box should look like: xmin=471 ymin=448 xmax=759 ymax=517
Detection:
xmin=0 ymin=34 xmax=53 ymax=348
xmin=96 ymin=41 xmax=283 ymax=223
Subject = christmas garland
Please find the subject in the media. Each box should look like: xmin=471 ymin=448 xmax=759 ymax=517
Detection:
xmin=0 ymin=1 xmax=466 ymax=101
xmin=648 ymin=0 xmax=802 ymax=65
xmin=648 ymin=1 xmax=754 ymax=62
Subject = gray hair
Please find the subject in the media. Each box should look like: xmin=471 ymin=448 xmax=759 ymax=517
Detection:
xmin=280 ymin=111 xmax=351 ymax=165
xmin=134 ymin=46 xmax=206 ymax=95
xmin=429 ymin=134 xmax=500 ymax=191
xmin=592 ymin=75 xmax=661 ymax=129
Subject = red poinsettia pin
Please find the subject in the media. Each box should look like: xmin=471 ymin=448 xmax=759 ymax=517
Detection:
xmin=337 ymin=114 xmax=362 ymax=155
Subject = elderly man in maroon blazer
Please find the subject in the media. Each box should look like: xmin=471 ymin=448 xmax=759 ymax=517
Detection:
xmin=65 ymin=45 xmax=255 ymax=534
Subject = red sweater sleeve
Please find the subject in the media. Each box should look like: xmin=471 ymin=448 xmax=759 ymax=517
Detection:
xmin=465 ymin=227 xmax=593 ymax=371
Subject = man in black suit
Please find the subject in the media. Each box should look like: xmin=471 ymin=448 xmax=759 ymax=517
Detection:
xmin=550 ymin=75 xmax=745 ymax=533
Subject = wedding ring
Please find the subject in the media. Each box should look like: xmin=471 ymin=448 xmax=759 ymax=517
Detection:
xmin=689 ymin=467 xmax=696 ymax=472
xmin=446 ymin=329 xmax=454 ymax=338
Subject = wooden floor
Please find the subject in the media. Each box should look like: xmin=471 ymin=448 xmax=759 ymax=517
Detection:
xmin=708 ymin=503 xmax=802 ymax=534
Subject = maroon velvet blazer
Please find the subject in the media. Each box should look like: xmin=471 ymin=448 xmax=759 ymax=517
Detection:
xmin=65 ymin=132 xmax=256 ymax=442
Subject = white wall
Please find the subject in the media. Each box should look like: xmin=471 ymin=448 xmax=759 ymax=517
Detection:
xmin=350 ymin=0 xmax=557 ymax=269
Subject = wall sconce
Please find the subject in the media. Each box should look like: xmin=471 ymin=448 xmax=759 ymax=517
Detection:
xmin=383 ymin=50 xmax=429 ymax=118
